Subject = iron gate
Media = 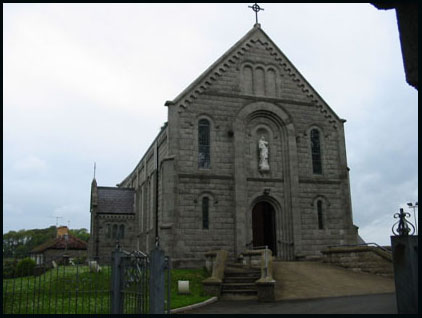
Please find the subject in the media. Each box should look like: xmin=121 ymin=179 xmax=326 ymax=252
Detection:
xmin=111 ymin=246 xmax=171 ymax=314
xmin=3 ymin=247 xmax=170 ymax=314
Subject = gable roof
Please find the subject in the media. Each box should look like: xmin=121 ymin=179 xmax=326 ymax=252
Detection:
xmin=165 ymin=23 xmax=342 ymax=128
xmin=96 ymin=187 xmax=135 ymax=214
xmin=31 ymin=235 xmax=87 ymax=253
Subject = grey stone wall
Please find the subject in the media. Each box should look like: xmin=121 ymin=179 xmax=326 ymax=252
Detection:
xmin=171 ymin=176 xmax=235 ymax=261
xmin=95 ymin=214 xmax=137 ymax=264
xmin=106 ymin=25 xmax=358 ymax=266
xmin=322 ymin=246 xmax=393 ymax=277
xmin=116 ymin=127 xmax=169 ymax=256
xmin=165 ymin=31 xmax=356 ymax=263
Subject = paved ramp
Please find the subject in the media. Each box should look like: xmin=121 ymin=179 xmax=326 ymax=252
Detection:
xmin=186 ymin=293 xmax=397 ymax=314
xmin=273 ymin=261 xmax=395 ymax=300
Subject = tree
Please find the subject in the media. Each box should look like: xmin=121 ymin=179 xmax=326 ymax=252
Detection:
xmin=69 ymin=228 xmax=90 ymax=242
xmin=3 ymin=226 xmax=90 ymax=259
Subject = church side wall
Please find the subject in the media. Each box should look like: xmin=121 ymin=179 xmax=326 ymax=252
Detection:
xmin=118 ymin=127 xmax=170 ymax=255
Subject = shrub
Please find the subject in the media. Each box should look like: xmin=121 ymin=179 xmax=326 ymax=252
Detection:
xmin=16 ymin=257 xmax=36 ymax=277
xmin=74 ymin=255 xmax=87 ymax=265
xmin=3 ymin=258 xmax=18 ymax=278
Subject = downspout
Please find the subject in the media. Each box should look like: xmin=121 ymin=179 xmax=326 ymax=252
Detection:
xmin=155 ymin=141 xmax=159 ymax=247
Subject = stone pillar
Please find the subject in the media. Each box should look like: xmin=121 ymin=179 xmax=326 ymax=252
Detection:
xmin=233 ymin=119 xmax=247 ymax=258
xmin=202 ymin=250 xmax=228 ymax=296
xmin=111 ymin=248 xmax=125 ymax=314
xmin=256 ymin=281 xmax=275 ymax=302
xmin=150 ymin=246 xmax=166 ymax=314
xmin=391 ymin=235 xmax=418 ymax=314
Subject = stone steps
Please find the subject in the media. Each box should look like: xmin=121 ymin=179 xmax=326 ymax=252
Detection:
xmin=222 ymin=284 xmax=258 ymax=291
xmin=221 ymin=264 xmax=260 ymax=299
xmin=223 ymin=276 xmax=259 ymax=283
xmin=224 ymin=270 xmax=261 ymax=277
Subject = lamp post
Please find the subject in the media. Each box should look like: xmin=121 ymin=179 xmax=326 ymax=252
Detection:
xmin=407 ymin=202 xmax=418 ymax=234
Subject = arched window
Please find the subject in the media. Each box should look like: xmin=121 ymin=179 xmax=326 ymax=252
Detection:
xmin=119 ymin=224 xmax=125 ymax=239
xmin=242 ymin=65 xmax=253 ymax=94
xmin=112 ymin=224 xmax=118 ymax=239
xmin=106 ymin=224 xmax=111 ymax=239
xmin=255 ymin=67 xmax=265 ymax=95
xmin=266 ymin=68 xmax=277 ymax=96
xmin=202 ymin=197 xmax=209 ymax=229
xmin=311 ymin=129 xmax=322 ymax=174
xmin=198 ymin=119 xmax=210 ymax=168
xmin=317 ymin=200 xmax=324 ymax=229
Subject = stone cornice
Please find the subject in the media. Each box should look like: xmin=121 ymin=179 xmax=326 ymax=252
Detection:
xmin=178 ymin=173 xmax=233 ymax=180
xmin=202 ymin=91 xmax=315 ymax=107
xmin=299 ymin=178 xmax=343 ymax=185
xmin=246 ymin=177 xmax=284 ymax=182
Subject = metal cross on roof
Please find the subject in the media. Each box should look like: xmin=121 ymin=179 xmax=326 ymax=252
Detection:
xmin=249 ymin=3 xmax=264 ymax=24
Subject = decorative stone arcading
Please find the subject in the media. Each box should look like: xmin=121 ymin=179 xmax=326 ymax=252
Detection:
xmin=174 ymin=28 xmax=340 ymax=129
xmin=254 ymin=36 xmax=340 ymax=130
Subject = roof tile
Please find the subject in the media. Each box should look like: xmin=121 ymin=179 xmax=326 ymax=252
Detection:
xmin=97 ymin=187 xmax=135 ymax=214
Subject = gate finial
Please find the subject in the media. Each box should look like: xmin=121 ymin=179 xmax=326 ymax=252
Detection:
xmin=392 ymin=208 xmax=415 ymax=236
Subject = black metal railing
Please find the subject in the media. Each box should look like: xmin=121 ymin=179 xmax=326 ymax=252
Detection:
xmin=3 ymin=247 xmax=170 ymax=315
xmin=3 ymin=256 xmax=111 ymax=314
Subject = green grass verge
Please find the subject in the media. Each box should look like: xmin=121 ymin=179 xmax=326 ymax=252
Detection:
xmin=169 ymin=268 xmax=212 ymax=309
xmin=3 ymin=265 xmax=211 ymax=314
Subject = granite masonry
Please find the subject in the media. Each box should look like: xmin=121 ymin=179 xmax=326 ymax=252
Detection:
xmin=88 ymin=24 xmax=358 ymax=267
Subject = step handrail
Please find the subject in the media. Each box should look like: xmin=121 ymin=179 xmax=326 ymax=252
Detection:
xmin=327 ymin=242 xmax=392 ymax=254
xmin=203 ymin=250 xmax=228 ymax=284
xmin=243 ymin=246 xmax=274 ymax=283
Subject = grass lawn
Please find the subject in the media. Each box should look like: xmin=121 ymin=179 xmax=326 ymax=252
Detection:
xmin=169 ymin=268 xmax=212 ymax=310
xmin=3 ymin=265 xmax=212 ymax=314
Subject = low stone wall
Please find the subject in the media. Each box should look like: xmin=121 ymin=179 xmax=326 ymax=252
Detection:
xmin=321 ymin=246 xmax=393 ymax=278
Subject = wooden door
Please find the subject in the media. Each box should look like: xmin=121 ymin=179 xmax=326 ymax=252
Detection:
xmin=252 ymin=201 xmax=277 ymax=255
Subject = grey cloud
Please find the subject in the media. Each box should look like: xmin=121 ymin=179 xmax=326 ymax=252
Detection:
xmin=3 ymin=4 xmax=418 ymax=246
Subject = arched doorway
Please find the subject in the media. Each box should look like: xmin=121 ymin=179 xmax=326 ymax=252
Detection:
xmin=252 ymin=201 xmax=277 ymax=255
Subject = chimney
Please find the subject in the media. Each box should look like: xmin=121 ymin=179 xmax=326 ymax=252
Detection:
xmin=57 ymin=226 xmax=69 ymax=238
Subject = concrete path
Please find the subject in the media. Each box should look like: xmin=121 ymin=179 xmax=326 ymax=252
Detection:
xmin=185 ymin=293 xmax=397 ymax=314
xmin=184 ymin=261 xmax=397 ymax=314
xmin=273 ymin=261 xmax=395 ymax=300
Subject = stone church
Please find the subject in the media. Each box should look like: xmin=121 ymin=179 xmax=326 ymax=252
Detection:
xmin=88 ymin=23 xmax=358 ymax=267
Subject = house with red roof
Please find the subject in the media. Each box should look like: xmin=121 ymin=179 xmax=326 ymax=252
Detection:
xmin=30 ymin=226 xmax=87 ymax=265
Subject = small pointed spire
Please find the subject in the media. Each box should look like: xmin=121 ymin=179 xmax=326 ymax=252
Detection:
xmin=91 ymin=164 xmax=98 ymax=209
xmin=91 ymin=162 xmax=97 ymax=193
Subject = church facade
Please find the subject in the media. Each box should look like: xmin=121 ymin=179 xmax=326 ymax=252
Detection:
xmin=88 ymin=24 xmax=358 ymax=267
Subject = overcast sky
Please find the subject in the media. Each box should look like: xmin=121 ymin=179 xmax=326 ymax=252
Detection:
xmin=3 ymin=3 xmax=418 ymax=246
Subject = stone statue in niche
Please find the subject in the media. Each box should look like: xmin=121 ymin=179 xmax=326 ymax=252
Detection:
xmin=258 ymin=135 xmax=270 ymax=171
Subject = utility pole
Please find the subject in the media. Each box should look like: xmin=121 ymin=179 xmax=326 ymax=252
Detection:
xmin=407 ymin=202 xmax=418 ymax=234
